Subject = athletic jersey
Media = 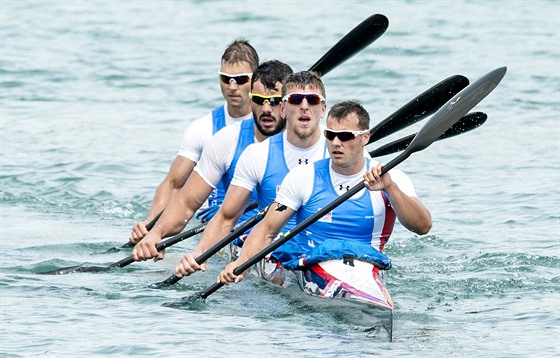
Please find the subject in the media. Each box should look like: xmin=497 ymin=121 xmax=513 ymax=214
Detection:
xmin=194 ymin=118 xmax=258 ymax=221
xmin=271 ymin=157 xmax=417 ymax=264
xmin=231 ymin=130 xmax=329 ymax=231
xmin=177 ymin=103 xmax=252 ymax=206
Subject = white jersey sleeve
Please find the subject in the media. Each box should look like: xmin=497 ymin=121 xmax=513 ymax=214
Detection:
xmin=177 ymin=103 xmax=252 ymax=162
xmin=387 ymin=168 xmax=417 ymax=198
xmin=275 ymin=164 xmax=315 ymax=211
xmin=230 ymin=139 xmax=269 ymax=192
xmin=193 ymin=123 xmax=241 ymax=188
xmin=177 ymin=112 xmax=213 ymax=162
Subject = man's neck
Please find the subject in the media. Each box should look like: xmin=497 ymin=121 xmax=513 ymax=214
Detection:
xmin=286 ymin=129 xmax=322 ymax=149
xmin=226 ymin=103 xmax=251 ymax=119
xmin=331 ymin=156 xmax=367 ymax=176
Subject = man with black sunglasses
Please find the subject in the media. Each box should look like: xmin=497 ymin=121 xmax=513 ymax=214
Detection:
xmin=129 ymin=39 xmax=258 ymax=244
xmin=132 ymin=60 xmax=293 ymax=262
xmin=217 ymin=100 xmax=432 ymax=286
xmin=173 ymin=71 xmax=334 ymax=276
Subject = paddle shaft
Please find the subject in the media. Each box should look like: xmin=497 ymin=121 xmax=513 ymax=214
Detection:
xmin=110 ymin=223 xmax=206 ymax=268
xmin=121 ymin=210 xmax=164 ymax=248
xmin=195 ymin=66 xmax=507 ymax=301
xmin=153 ymin=205 xmax=270 ymax=287
xmin=369 ymin=112 xmax=487 ymax=157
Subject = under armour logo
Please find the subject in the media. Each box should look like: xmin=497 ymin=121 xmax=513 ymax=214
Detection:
xmin=338 ymin=185 xmax=350 ymax=191
xmin=298 ymin=159 xmax=309 ymax=164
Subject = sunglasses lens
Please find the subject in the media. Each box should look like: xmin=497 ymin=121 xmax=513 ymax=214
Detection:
xmin=219 ymin=74 xmax=251 ymax=85
xmin=305 ymin=94 xmax=322 ymax=105
xmin=286 ymin=94 xmax=323 ymax=105
xmin=251 ymin=95 xmax=282 ymax=106
xmin=324 ymin=130 xmax=356 ymax=142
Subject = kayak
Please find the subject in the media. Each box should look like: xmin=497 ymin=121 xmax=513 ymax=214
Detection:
xmin=229 ymin=245 xmax=394 ymax=341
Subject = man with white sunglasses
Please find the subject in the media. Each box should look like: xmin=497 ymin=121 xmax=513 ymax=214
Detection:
xmin=129 ymin=39 xmax=258 ymax=244
xmin=218 ymin=100 xmax=432 ymax=285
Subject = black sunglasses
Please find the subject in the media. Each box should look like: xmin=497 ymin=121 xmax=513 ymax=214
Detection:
xmin=324 ymin=129 xmax=369 ymax=142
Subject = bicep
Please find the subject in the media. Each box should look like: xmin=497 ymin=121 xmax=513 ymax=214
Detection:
xmin=165 ymin=156 xmax=196 ymax=189
xmin=262 ymin=202 xmax=295 ymax=236
xmin=220 ymin=185 xmax=253 ymax=223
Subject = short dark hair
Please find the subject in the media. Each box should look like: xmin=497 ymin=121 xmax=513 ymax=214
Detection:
xmin=328 ymin=100 xmax=370 ymax=130
xmin=222 ymin=38 xmax=259 ymax=72
xmin=282 ymin=71 xmax=326 ymax=98
xmin=251 ymin=60 xmax=294 ymax=91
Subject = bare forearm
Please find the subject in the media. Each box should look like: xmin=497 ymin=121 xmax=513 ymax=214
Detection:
xmin=195 ymin=213 xmax=239 ymax=252
xmin=146 ymin=182 xmax=177 ymax=219
xmin=238 ymin=225 xmax=275 ymax=263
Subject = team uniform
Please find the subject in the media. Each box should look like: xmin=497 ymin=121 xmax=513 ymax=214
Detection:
xmin=271 ymin=157 xmax=416 ymax=267
xmin=177 ymin=103 xmax=252 ymax=207
xmin=193 ymin=118 xmax=259 ymax=222
xmin=231 ymin=130 xmax=330 ymax=233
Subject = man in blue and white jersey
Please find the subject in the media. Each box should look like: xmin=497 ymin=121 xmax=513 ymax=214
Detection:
xmin=174 ymin=71 xmax=331 ymax=277
xmin=129 ymin=39 xmax=259 ymax=244
xmin=217 ymin=100 xmax=432 ymax=284
xmin=131 ymin=60 xmax=292 ymax=262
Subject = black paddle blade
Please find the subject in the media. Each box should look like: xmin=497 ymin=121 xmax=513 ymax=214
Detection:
xmin=369 ymin=112 xmax=488 ymax=157
xmin=38 ymin=264 xmax=112 ymax=275
xmin=406 ymin=67 xmax=506 ymax=155
xmin=161 ymin=292 xmax=203 ymax=308
xmin=309 ymin=14 xmax=388 ymax=76
xmin=149 ymin=274 xmax=182 ymax=289
xmin=369 ymin=74 xmax=470 ymax=144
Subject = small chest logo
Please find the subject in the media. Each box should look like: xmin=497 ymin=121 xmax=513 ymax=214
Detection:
xmin=318 ymin=208 xmax=332 ymax=223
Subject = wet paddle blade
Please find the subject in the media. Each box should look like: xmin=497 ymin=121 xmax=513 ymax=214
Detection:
xmin=39 ymin=264 xmax=112 ymax=275
xmin=369 ymin=112 xmax=488 ymax=157
xmin=368 ymin=74 xmax=470 ymax=144
xmin=309 ymin=14 xmax=389 ymax=76
xmin=161 ymin=292 xmax=203 ymax=308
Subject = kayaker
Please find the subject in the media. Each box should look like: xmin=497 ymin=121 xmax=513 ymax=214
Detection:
xmin=129 ymin=39 xmax=259 ymax=244
xmin=131 ymin=60 xmax=293 ymax=262
xmin=174 ymin=70 xmax=330 ymax=276
xmin=217 ymin=100 xmax=432 ymax=284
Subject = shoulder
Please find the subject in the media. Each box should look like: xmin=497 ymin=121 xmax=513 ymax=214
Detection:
xmin=286 ymin=162 xmax=315 ymax=179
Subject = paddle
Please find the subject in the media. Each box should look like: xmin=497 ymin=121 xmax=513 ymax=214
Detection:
xmin=40 ymin=223 xmax=206 ymax=275
xmin=369 ymin=112 xmax=487 ymax=157
xmin=368 ymin=74 xmax=469 ymax=144
xmin=39 ymin=202 xmax=258 ymax=275
xmin=150 ymin=205 xmax=271 ymax=289
xmin=309 ymin=14 xmax=388 ymax=76
xmin=163 ymin=66 xmax=507 ymax=307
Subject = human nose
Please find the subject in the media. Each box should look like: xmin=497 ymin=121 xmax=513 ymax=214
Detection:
xmin=299 ymin=98 xmax=310 ymax=110
xmin=227 ymin=79 xmax=239 ymax=89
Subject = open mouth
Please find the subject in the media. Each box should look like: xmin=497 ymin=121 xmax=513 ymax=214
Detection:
xmin=259 ymin=115 xmax=274 ymax=127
